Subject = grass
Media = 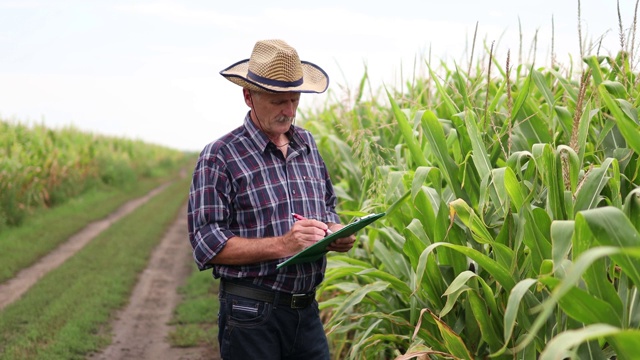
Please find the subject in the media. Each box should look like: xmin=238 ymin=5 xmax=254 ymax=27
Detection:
xmin=168 ymin=262 xmax=219 ymax=351
xmin=0 ymin=176 xmax=191 ymax=360
xmin=0 ymin=176 xmax=170 ymax=283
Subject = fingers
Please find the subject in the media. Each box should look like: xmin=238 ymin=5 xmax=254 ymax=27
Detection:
xmin=287 ymin=221 xmax=358 ymax=254
xmin=292 ymin=219 xmax=329 ymax=237
xmin=287 ymin=220 xmax=327 ymax=249
xmin=327 ymin=235 xmax=356 ymax=253
xmin=326 ymin=243 xmax=353 ymax=252
xmin=333 ymin=235 xmax=356 ymax=245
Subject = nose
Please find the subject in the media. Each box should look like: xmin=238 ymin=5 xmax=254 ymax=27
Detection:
xmin=283 ymin=101 xmax=296 ymax=117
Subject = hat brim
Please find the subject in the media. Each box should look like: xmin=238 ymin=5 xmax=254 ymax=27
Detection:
xmin=220 ymin=59 xmax=329 ymax=93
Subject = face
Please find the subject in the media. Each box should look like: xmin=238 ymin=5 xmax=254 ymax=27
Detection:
xmin=244 ymin=89 xmax=301 ymax=138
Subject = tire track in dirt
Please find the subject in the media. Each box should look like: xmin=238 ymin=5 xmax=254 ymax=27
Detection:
xmin=0 ymin=178 xmax=219 ymax=359
xmin=0 ymin=183 xmax=170 ymax=310
xmin=88 ymin=204 xmax=217 ymax=360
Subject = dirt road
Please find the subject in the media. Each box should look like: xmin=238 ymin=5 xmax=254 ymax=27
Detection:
xmin=0 ymin=184 xmax=219 ymax=359
xmin=89 ymin=204 xmax=218 ymax=360
xmin=0 ymin=184 xmax=169 ymax=310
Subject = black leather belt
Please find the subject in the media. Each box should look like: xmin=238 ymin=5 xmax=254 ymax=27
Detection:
xmin=221 ymin=280 xmax=315 ymax=309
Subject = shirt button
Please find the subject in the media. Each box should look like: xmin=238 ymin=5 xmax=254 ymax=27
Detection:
xmin=292 ymin=190 xmax=296 ymax=194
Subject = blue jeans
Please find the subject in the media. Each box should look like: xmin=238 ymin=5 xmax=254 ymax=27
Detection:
xmin=218 ymin=286 xmax=330 ymax=360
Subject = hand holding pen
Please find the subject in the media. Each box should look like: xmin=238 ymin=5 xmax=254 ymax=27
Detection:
xmin=291 ymin=213 xmax=357 ymax=253
xmin=292 ymin=213 xmax=333 ymax=235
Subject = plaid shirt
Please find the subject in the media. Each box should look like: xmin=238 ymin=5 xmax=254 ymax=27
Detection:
xmin=187 ymin=113 xmax=340 ymax=294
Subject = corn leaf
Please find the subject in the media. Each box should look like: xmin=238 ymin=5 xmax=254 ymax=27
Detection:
xmin=573 ymin=209 xmax=625 ymax=309
xmin=429 ymin=310 xmax=474 ymax=359
xmin=388 ymin=92 xmax=428 ymax=167
xmin=427 ymin=63 xmax=459 ymax=119
xmin=418 ymin=242 xmax=516 ymax=293
xmin=574 ymin=158 xmax=615 ymax=213
xmin=468 ymin=289 xmax=503 ymax=350
xmin=550 ymin=220 xmax=574 ymax=271
xmin=532 ymin=143 xmax=566 ymax=220
xmin=326 ymin=281 xmax=390 ymax=327
xmin=420 ymin=110 xmax=467 ymax=202
xmin=500 ymin=278 xmax=537 ymax=349
xmin=578 ymin=207 xmax=640 ymax=286
xmin=503 ymin=166 xmax=527 ymax=211
xmin=512 ymin=67 xmax=532 ymax=122
xmin=449 ymin=198 xmax=493 ymax=244
xmin=462 ymin=110 xmax=492 ymax=180
xmin=598 ymin=84 xmax=640 ymax=155
xmin=538 ymin=276 xmax=622 ymax=326
xmin=515 ymin=245 xmax=640 ymax=352
xmin=623 ymin=187 xmax=640 ymax=233
xmin=540 ymin=324 xmax=640 ymax=360
xmin=532 ymin=70 xmax=556 ymax=108
xmin=584 ymin=56 xmax=605 ymax=86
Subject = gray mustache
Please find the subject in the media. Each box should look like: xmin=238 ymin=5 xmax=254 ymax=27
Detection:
xmin=275 ymin=116 xmax=295 ymax=123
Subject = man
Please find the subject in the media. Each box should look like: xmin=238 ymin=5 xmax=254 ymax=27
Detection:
xmin=187 ymin=39 xmax=356 ymax=360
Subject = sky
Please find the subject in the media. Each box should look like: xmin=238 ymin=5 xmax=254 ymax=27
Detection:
xmin=0 ymin=0 xmax=637 ymax=152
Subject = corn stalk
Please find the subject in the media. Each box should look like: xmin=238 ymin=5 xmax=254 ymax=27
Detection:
xmin=310 ymin=48 xmax=640 ymax=359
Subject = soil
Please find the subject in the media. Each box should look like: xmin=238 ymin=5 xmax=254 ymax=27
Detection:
xmin=0 ymin=184 xmax=170 ymax=310
xmin=0 ymin=184 xmax=220 ymax=360
xmin=89 ymin=204 xmax=218 ymax=360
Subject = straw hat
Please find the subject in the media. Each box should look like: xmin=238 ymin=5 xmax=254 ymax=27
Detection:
xmin=220 ymin=39 xmax=329 ymax=93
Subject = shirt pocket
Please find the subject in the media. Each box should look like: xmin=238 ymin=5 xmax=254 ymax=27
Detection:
xmin=291 ymin=175 xmax=327 ymax=220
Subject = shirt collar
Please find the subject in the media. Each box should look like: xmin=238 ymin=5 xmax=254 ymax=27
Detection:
xmin=242 ymin=112 xmax=310 ymax=154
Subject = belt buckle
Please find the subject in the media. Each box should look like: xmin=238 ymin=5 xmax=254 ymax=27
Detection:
xmin=290 ymin=293 xmax=310 ymax=309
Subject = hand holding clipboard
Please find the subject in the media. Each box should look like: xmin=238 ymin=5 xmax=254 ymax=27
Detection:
xmin=277 ymin=212 xmax=386 ymax=268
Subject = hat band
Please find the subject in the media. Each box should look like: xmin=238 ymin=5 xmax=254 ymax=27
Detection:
xmin=247 ymin=70 xmax=303 ymax=88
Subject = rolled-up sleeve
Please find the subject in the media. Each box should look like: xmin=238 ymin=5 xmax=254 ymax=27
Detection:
xmin=187 ymin=147 xmax=235 ymax=270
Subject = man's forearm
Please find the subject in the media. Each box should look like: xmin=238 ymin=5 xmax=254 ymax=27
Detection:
xmin=209 ymin=235 xmax=286 ymax=265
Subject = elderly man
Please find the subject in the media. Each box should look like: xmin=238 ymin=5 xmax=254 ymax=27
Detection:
xmin=187 ymin=39 xmax=355 ymax=360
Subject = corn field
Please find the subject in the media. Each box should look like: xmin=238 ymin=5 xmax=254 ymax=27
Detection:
xmin=0 ymin=120 xmax=187 ymax=228
xmin=3 ymin=7 xmax=640 ymax=359
xmin=304 ymin=40 xmax=640 ymax=359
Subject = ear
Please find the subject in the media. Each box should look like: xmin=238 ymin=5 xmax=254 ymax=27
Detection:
xmin=243 ymin=88 xmax=252 ymax=107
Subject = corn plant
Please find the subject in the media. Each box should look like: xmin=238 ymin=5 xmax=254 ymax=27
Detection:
xmin=309 ymin=43 xmax=640 ymax=359
xmin=0 ymin=120 xmax=188 ymax=228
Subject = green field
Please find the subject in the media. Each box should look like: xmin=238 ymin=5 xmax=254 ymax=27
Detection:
xmin=2 ymin=8 xmax=640 ymax=359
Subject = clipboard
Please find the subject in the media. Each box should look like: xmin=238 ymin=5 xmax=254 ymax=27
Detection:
xmin=276 ymin=212 xmax=385 ymax=268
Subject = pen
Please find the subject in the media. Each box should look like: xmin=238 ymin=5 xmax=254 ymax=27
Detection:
xmin=291 ymin=213 xmax=333 ymax=234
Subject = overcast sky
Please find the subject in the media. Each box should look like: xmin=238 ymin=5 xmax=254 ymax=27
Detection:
xmin=1 ymin=0 xmax=636 ymax=152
